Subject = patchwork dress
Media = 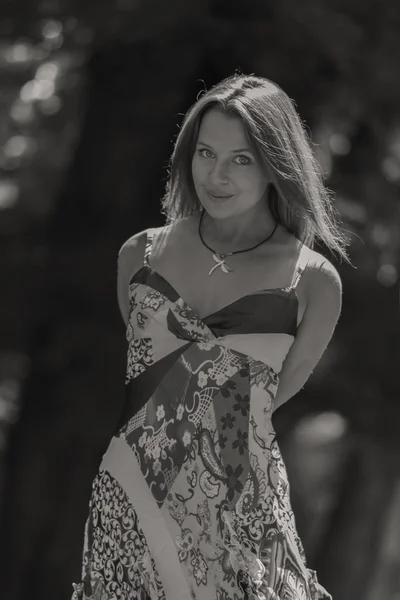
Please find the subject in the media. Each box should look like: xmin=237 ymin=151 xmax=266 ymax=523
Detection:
xmin=72 ymin=228 xmax=331 ymax=600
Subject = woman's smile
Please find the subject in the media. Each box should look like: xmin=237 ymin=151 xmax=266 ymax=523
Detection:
xmin=207 ymin=190 xmax=234 ymax=201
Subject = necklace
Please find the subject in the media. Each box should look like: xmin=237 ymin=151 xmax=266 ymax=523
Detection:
xmin=198 ymin=208 xmax=278 ymax=275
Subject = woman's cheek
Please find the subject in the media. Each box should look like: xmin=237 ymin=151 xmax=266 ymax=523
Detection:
xmin=191 ymin=159 xmax=200 ymax=183
xmin=192 ymin=159 xmax=207 ymax=183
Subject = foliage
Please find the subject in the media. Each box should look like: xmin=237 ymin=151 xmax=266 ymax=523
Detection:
xmin=0 ymin=1 xmax=399 ymax=600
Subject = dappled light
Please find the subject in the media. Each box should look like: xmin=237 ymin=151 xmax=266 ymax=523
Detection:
xmin=0 ymin=180 xmax=19 ymax=209
xmin=20 ymin=79 xmax=55 ymax=102
xmin=329 ymin=133 xmax=351 ymax=156
xmin=4 ymin=42 xmax=35 ymax=64
xmin=0 ymin=1 xmax=399 ymax=600
xmin=10 ymin=99 xmax=35 ymax=124
xmin=35 ymin=60 xmax=59 ymax=80
xmin=38 ymin=95 xmax=62 ymax=114
xmin=377 ymin=262 xmax=398 ymax=286
xmin=294 ymin=411 xmax=348 ymax=445
xmin=41 ymin=19 xmax=63 ymax=40
xmin=3 ymin=135 xmax=37 ymax=160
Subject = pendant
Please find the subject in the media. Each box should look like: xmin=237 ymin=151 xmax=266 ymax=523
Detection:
xmin=208 ymin=253 xmax=233 ymax=276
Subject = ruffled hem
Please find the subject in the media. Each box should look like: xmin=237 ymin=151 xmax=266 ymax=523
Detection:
xmin=71 ymin=581 xmax=153 ymax=600
xmin=71 ymin=582 xmax=86 ymax=600
xmin=307 ymin=569 xmax=332 ymax=600
xmin=71 ymin=570 xmax=331 ymax=600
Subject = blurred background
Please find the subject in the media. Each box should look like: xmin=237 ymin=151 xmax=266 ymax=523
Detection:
xmin=0 ymin=0 xmax=399 ymax=599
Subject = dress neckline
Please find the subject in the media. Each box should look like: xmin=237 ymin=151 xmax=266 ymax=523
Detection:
xmin=130 ymin=263 xmax=299 ymax=324
xmin=128 ymin=226 xmax=308 ymax=327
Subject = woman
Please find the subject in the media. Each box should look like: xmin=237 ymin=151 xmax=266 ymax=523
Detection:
xmin=72 ymin=74 xmax=349 ymax=600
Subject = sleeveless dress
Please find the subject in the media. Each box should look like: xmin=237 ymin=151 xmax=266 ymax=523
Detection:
xmin=72 ymin=228 xmax=331 ymax=600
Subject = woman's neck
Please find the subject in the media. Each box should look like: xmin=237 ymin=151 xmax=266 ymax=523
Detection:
xmin=199 ymin=205 xmax=277 ymax=248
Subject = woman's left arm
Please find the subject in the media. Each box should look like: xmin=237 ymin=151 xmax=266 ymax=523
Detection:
xmin=273 ymin=260 xmax=343 ymax=413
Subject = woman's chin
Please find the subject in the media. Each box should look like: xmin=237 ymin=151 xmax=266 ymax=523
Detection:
xmin=200 ymin=194 xmax=236 ymax=216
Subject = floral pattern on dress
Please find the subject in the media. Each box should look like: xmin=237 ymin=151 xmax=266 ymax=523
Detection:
xmin=169 ymin=298 xmax=217 ymax=344
xmin=125 ymin=337 xmax=154 ymax=384
xmin=140 ymin=290 xmax=167 ymax=312
xmin=73 ymin=233 xmax=332 ymax=600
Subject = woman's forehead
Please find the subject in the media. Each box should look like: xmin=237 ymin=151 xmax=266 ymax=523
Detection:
xmin=197 ymin=109 xmax=250 ymax=150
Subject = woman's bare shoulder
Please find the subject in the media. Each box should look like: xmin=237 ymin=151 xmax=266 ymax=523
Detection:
xmin=279 ymin=226 xmax=342 ymax=285
xmin=301 ymin=247 xmax=343 ymax=319
xmin=117 ymin=227 xmax=166 ymax=286
xmin=302 ymin=246 xmax=342 ymax=287
xmin=118 ymin=222 xmax=178 ymax=271
xmin=118 ymin=229 xmax=148 ymax=269
xmin=119 ymin=229 xmax=146 ymax=250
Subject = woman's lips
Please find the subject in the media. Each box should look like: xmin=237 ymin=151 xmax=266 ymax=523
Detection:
xmin=207 ymin=191 xmax=234 ymax=201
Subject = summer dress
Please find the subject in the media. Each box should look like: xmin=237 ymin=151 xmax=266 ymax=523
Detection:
xmin=72 ymin=227 xmax=331 ymax=600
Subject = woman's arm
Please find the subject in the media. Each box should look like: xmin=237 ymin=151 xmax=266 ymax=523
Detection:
xmin=117 ymin=230 xmax=148 ymax=327
xmin=273 ymin=259 xmax=343 ymax=412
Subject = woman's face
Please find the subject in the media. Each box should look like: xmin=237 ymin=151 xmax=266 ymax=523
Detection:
xmin=191 ymin=108 xmax=269 ymax=219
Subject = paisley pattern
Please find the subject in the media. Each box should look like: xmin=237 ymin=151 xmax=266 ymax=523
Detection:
xmin=72 ymin=471 xmax=164 ymax=600
xmin=72 ymin=228 xmax=332 ymax=600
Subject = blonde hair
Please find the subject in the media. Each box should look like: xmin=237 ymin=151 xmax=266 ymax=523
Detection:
xmin=161 ymin=73 xmax=350 ymax=262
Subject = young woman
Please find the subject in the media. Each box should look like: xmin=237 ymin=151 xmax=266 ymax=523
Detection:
xmin=72 ymin=74 xmax=349 ymax=600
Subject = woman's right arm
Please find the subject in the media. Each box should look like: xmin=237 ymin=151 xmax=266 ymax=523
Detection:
xmin=117 ymin=230 xmax=148 ymax=327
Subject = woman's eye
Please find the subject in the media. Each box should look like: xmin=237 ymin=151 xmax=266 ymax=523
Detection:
xmin=199 ymin=149 xmax=214 ymax=158
xmin=197 ymin=149 xmax=251 ymax=164
xmin=234 ymin=155 xmax=251 ymax=165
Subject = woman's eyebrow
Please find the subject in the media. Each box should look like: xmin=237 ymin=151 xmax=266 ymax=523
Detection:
xmin=196 ymin=141 xmax=253 ymax=153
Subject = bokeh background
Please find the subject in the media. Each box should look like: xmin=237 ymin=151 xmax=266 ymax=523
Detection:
xmin=0 ymin=1 xmax=399 ymax=599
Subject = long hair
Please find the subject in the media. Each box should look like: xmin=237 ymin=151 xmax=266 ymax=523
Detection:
xmin=161 ymin=73 xmax=350 ymax=262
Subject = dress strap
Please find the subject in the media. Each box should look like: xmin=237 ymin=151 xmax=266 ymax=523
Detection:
xmin=290 ymin=243 xmax=310 ymax=289
xmin=143 ymin=229 xmax=155 ymax=267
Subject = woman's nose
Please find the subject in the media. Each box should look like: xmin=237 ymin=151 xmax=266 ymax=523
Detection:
xmin=209 ymin=160 xmax=229 ymax=184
